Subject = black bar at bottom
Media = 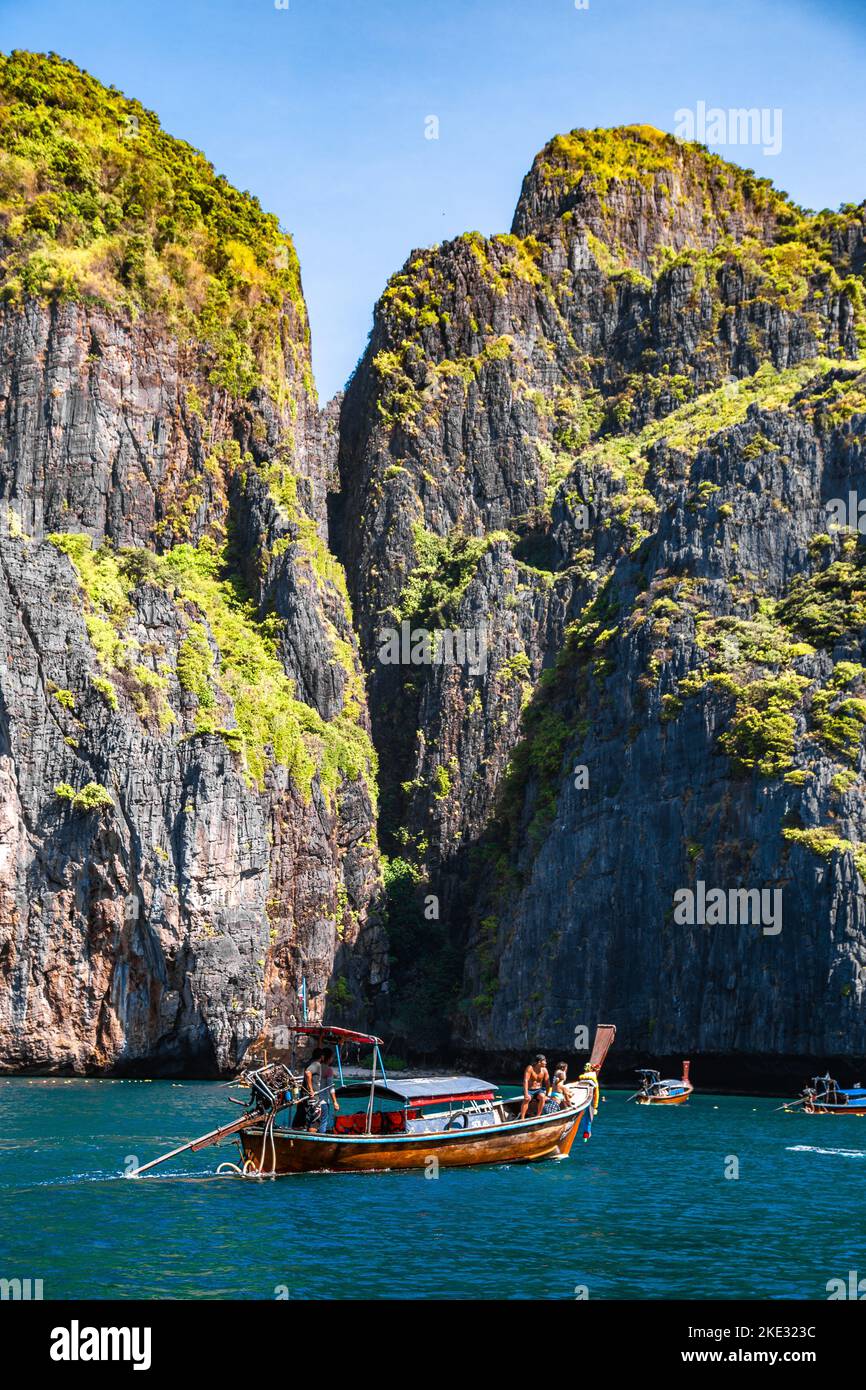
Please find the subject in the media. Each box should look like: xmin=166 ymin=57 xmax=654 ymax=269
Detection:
xmin=3 ymin=1296 xmax=860 ymax=1375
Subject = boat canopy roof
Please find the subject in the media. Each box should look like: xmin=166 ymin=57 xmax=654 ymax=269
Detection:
xmin=291 ymin=1025 xmax=383 ymax=1046
xmin=337 ymin=1075 xmax=496 ymax=1103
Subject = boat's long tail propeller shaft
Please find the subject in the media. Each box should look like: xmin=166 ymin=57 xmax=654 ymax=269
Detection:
xmin=125 ymin=1111 xmax=261 ymax=1178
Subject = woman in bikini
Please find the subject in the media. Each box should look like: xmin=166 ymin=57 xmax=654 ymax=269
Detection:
xmin=542 ymin=1062 xmax=571 ymax=1114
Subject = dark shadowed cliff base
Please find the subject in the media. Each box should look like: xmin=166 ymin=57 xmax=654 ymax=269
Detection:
xmin=10 ymin=1045 xmax=866 ymax=1094
xmin=2 ymin=57 xmax=866 ymax=1079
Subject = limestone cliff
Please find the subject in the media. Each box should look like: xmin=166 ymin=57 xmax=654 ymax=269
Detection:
xmin=334 ymin=125 xmax=866 ymax=1068
xmin=4 ymin=60 xmax=866 ymax=1079
xmin=0 ymin=52 xmax=384 ymax=1074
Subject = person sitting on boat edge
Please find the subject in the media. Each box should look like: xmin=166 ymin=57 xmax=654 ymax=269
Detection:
xmin=293 ymin=1047 xmax=340 ymax=1132
xmin=576 ymin=1061 xmax=601 ymax=1140
xmin=519 ymin=1054 xmax=550 ymax=1119
xmin=542 ymin=1062 xmax=571 ymax=1114
xmin=560 ymin=1060 xmax=600 ymax=1142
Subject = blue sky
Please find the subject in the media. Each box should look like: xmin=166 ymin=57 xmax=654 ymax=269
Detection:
xmin=2 ymin=0 xmax=864 ymax=399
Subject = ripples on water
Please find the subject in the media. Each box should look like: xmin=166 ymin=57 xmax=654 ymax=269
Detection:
xmin=0 ymin=1078 xmax=862 ymax=1299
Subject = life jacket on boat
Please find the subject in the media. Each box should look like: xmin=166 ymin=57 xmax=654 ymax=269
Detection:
xmin=578 ymin=1068 xmax=600 ymax=1111
xmin=334 ymin=1110 xmax=405 ymax=1136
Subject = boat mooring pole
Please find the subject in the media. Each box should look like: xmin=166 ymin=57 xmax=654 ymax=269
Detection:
xmin=365 ymin=1047 xmax=378 ymax=1134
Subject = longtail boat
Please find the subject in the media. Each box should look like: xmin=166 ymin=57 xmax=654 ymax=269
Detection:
xmin=630 ymin=1060 xmax=692 ymax=1105
xmin=128 ymin=1023 xmax=616 ymax=1177
xmin=781 ymin=1073 xmax=866 ymax=1115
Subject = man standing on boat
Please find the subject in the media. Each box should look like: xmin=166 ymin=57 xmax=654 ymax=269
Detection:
xmin=294 ymin=1046 xmax=340 ymax=1132
xmin=520 ymin=1054 xmax=550 ymax=1118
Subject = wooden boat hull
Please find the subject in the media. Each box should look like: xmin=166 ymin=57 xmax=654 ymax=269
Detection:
xmin=804 ymin=1103 xmax=866 ymax=1115
xmin=238 ymin=1108 xmax=586 ymax=1173
xmin=637 ymin=1090 xmax=691 ymax=1105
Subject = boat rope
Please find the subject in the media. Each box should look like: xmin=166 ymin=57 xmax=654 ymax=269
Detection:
xmin=255 ymin=1110 xmax=277 ymax=1177
xmin=215 ymin=1158 xmax=259 ymax=1177
xmin=267 ymin=1112 xmax=277 ymax=1174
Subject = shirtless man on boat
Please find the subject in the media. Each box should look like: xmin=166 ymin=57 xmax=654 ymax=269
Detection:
xmin=520 ymin=1054 xmax=550 ymax=1118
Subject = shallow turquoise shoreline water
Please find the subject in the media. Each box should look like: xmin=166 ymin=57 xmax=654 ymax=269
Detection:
xmin=0 ymin=1079 xmax=861 ymax=1299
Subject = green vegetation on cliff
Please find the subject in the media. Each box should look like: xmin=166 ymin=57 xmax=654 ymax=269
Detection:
xmin=532 ymin=124 xmax=798 ymax=229
xmin=47 ymin=530 xmax=173 ymax=728
xmin=0 ymin=50 xmax=308 ymax=398
xmin=778 ymin=546 xmax=866 ymax=645
xmin=539 ymin=125 xmax=678 ymax=195
xmin=48 ymin=532 xmax=377 ymax=803
xmin=668 ymin=544 xmax=866 ymax=778
xmin=783 ymin=825 xmax=866 ymax=880
xmin=394 ymin=525 xmax=512 ymax=627
xmin=54 ymin=780 xmax=114 ymax=813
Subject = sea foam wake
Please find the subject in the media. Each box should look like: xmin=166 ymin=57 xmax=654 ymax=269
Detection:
xmin=786 ymin=1145 xmax=866 ymax=1159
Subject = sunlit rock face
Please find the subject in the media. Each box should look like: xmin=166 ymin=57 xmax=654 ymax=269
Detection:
xmin=335 ymin=123 xmax=866 ymax=1066
xmin=0 ymin=54 xmax=384 ymax=1075
xmin=2 ymin=55 xmax=866 ymax=1075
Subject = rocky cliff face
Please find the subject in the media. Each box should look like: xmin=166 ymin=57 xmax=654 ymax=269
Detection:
xmin=0 ymin=53 xmax=384 ymax=1074
xmin=3 ymin=61 xmax=865 ymax=1078
xmin=334 ymin=124 xmax=866 ymax=1068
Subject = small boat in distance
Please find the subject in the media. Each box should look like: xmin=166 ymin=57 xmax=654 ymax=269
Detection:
xmin=630 ymin=1060 xmax=693 ymax=1105
xmin=128 ymin=1023 xmax=616 ymax=1177
xmin=781 ymin=1073 xmax=866 ymax=1115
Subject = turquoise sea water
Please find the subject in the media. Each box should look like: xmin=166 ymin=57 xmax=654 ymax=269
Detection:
xmin=1 ymin=1078 xmax=863 ymax=1300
